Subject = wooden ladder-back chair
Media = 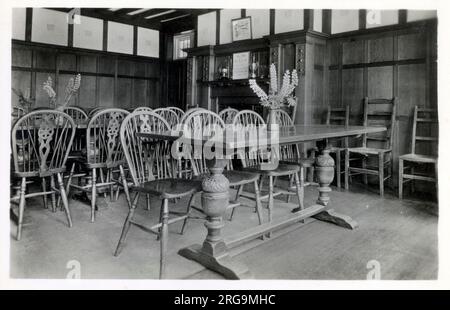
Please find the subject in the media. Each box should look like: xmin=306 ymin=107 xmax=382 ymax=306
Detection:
xmin=166 ymin=106 xmax=185 ymax=120
xmin=153 ymin=108 xmax=180 ymax=129
xmin=114 ymin=111 xmax=202 ymax=279
xmin=219 ymin=107 xmax=239 ymax=124
xmin=233 ymin=110 xmax=305 ymax=227
xmin=325 ymin=105 xmax=350 ymax=188
xmin=182 ymin=110 xmax=263 ymax=224
xmin=11 ymin=110 xmax=76 ymax=240
xmin=345 ymin=97 xmax=396 ymax=196
xmin=399 ymin=106 xmax=438 ymax=199
xmin=66 ymin=109 xmax=129 ymax=222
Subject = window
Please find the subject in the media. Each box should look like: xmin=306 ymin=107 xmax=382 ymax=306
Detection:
xmin=173 ymin=31 xmax=194 ymax=60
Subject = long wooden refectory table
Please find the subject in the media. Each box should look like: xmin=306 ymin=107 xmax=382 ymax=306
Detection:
xmin=138 ymin=124 xmax=386 ymax=279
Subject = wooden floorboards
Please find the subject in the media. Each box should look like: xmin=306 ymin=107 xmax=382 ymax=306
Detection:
xmin=10 ymin=183 xmax=438 ymax=280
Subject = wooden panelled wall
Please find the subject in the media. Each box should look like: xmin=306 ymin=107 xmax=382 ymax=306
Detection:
xmin=11 ymin=40 xmax=161 ymax=110
xmin=325 ymin=20 xmax=437 ymax=185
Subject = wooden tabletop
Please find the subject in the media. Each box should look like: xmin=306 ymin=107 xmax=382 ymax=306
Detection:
xmin=137 ymin=124 xmax=386 ymax=150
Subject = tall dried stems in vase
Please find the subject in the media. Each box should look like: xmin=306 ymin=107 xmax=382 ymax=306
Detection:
xmin=249 ymin=63 xmax=298 ymax=130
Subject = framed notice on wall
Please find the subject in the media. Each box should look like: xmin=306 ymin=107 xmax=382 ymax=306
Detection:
xmin=232 ymin=52 xmax=250 ymax=80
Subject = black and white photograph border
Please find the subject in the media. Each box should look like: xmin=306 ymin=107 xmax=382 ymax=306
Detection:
xmin=0 ymin=0 xmax=450 ymax=290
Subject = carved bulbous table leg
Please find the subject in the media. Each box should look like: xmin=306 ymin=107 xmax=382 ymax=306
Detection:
xmin=178 ymin=158 xmax=251 ymax=279
xmin=312 ymin=141 xmax=358 ymax=229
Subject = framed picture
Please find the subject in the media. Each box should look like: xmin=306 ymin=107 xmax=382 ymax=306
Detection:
xmin=232 ymin=52 xmax=250 ymax=80
xmin=231 ymin=17 xmax=252 ymax=42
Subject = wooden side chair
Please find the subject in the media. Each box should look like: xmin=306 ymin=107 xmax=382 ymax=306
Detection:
xmin=179 ymin=107 xmax=206 ymax=124
xmin=66 ymin=108 xmax=130 ymax=222
xmin=233 ymin=110 xmax=305 ymax=226
xmin=269 ymin=109 xmax=315 ymax=206
xmin=12 ymin=106 xmax=26 ymax=125
xmin=345 ymin=98 xmax=397 ymax=197
xmin=87 ymin=107 xmax=103 ymax=117
xmin=63 ymin=107 xmax=88 ymax=125
xmin=167 ymin=106 xmax=185 ymax=120
xmin=11 ymin=110 xmax=76 ymax=240
xmin=182 ymin=110 xmax=264 ymax=225
xmin=114 ymin=111 xmax=202 ymax=279
xmin=133 ymin=106 xmax=153 ymax=113
xmin=325 ymin=105 xmax=350 ymax=188
xmin=399 ymin=106 xmax=438 ymax=199
xmin=153 ymin=108 xmax=180 ymax=129
xmin=219 ymin=107 xmax=239 ymax=124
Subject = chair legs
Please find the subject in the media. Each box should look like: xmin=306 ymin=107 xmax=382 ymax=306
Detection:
xmin=335 ymin=150 xmax=341 ymax=188
xmin=91 ymin=168 xmax=97 ymax=223
xmin=119 ymin=165 xmax=131 ymax=208
xmin=180 ymin=194 xmax=196 ymax=235
xmin=41 ymin=177 xmax=48 ymax=209
xmin=344 ymin=149 xmax=350 ymax=190
xmin=399 ymin=159 xmax=404 ymax=199
xmin=114 ymin=192 xmax=140 ymax=257
xmin=253 ymin=180 xmax=264 ymax=225
xmin=16 ymin=177 xmax=27 ymax=241
xmin=378 ymin=153 xmax=384 ymax=197
xmin=57 ymin=173 xmax=73 ymax=228
xmin=294 ymin=171 xmax=304 ymax=212
xmin=146 ymin=194 xmax=151 ymax=211
xmin=50 ymin=175 xmax=57 ymax=212
xmin=160 ymin=198 xmax=169 ymax=279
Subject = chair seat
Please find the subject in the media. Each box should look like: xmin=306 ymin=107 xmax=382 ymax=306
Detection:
xmin=399 ymin=153 xmax=437 ymax=163
xmin=194 ymin=170 xmax=259 ymax=187
xmin=240 ymin=163 xmax=300 ymax=177
xmin=132 ymin=178 xmax=202 ymax=199
xmin=348 ymin=147 xmax=391 ymax=155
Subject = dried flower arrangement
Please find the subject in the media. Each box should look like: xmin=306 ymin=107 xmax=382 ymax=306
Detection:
xmin=11 ymin=88 xmax=35 ymax=112
xmin=249 ymin=63 xmax=298 ymax=109
xmin=43 ymin=74 xmax=81 ymax=110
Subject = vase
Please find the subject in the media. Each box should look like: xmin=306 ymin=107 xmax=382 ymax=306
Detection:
xmin=267 ymin=107 xmax=280 ymax=132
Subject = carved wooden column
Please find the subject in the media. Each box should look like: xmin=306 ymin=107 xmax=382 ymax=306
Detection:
xmin=312 ymin=140 xmax=358 ymax=229
xmin=178 ymin=157 xmax=251 ymax=279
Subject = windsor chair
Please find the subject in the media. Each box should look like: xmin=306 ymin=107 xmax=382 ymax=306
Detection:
xmin=268 ymin=109 xmax=315 ymax=205
xmin=233 ymin=110 xmax=305 ymax=227
xmin=181 ymin=110 xmax=264 ymax=225
xmin=11 ymin=110 xmax=76 ymax=240
xmin=66 ymin=109 xmax=130 ymax=222
xmin=219 ymin=107 xmax=239 ymax=124
xmin=166 ymin=106 xmax=185 ymax=120
xmin=153 ymin=108 xmax=180 ymax=129
xmin=133 ymin=106 xmax=153 ymax=113
xmin=399 ymin=106 xmax=438 ymax=199
xmin=114 ymin=111 xmax=202 ymax=279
